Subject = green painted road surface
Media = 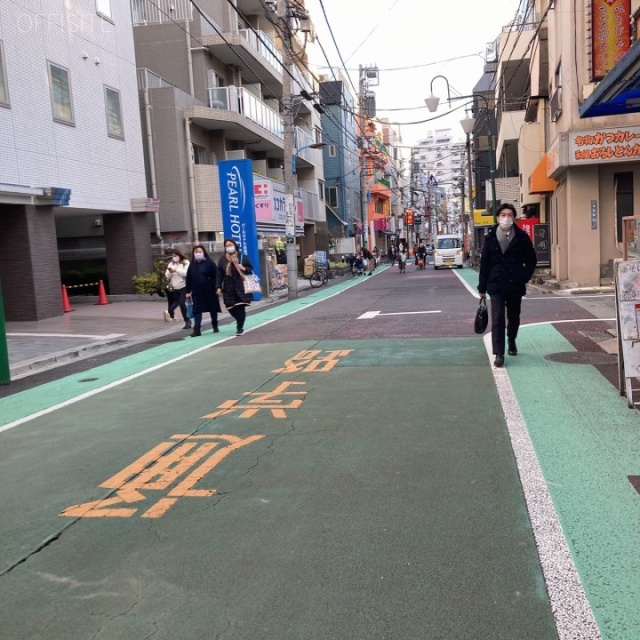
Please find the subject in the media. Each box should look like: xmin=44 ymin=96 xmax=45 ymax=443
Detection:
xmin=1 ymin=269 xmax=639 ymax=638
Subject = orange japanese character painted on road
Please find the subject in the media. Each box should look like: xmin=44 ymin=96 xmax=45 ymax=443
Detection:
xmin=61 ymin=433 xmax=264 ymax=519
xmin=272 ymin=349 xmax=354 ymax=373
xmin=202 ymin=381 xmax=307 ymax=419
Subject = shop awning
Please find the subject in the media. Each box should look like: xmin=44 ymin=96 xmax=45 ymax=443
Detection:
xmin=579 ymin=39 xmax=640 ymax=118
xmin=528 ymin=154 xmax=557 ymax=194
xmin=326 ymin=204 xmax=347 ymax=226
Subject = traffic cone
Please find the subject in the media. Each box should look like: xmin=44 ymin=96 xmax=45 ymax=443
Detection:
xmin=61 ymin=285 xmax=74 ymax=313
xmin=96 ymin=280 xmax=110 ymax=305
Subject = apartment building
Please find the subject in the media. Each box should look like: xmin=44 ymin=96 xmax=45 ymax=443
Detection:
xmin=318 ymin=77 xmax=360 ymax=244
xmin=413 ymin=130 xmax=465 ymax=237
xmin=132 ymin=0 xmax=327 ymax=262
xmin=500 ymin=0 xmax=640 ymax=285
xmin=0 ymin=1 xmax=151 ymax=320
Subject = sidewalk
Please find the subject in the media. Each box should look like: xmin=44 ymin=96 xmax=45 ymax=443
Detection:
xmin=4 ymin=279 xmax=313 ymax=380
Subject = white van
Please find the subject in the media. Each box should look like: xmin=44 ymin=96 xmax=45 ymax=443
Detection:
xmin=433 ymin=235 xmax=464 ymax=269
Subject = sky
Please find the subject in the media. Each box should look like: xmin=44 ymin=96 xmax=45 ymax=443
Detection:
xmin=304 ymin=0 xmax=524 ymax=148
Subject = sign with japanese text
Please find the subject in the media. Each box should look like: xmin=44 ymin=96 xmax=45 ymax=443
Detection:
xmin=218 ymin=159 xmax=261 ymax=297
xmin=254 ymin=179 xmax=273 ymax=223
xmin=569 ymin=125 xmax=640 ymax=165
xmin=591 ymin=0 xmax=631 ymax=80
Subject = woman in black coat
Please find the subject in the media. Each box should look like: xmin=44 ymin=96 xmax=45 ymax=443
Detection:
xmin=185 ymin=244 xmax=221 ymax=337
xmin=216 ymin=238 xmax=253 ymax=336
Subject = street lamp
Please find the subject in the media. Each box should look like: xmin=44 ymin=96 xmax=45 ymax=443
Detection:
xmin=460 ymin=114 xmax=477 ymax=266
xmin=425 ymin=75 xmax=497 ymax=226
xmin=285 ymin=142 xmax=327 ymax=300
xmin=292 ymin=142 xmax=327 ymax=175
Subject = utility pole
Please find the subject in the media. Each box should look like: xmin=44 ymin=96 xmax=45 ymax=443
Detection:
xmin=358 ymin=65 xmax=368 ymax=250
xmin=465 ymin=132 xmax=476 ymax=267
xmin=278 ymin=0 xmax=298 ymax=299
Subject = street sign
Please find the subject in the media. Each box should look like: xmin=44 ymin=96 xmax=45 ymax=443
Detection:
xmin=285 ymin=193 xmax=295 ymax=237
xmin=286 ymin=237 xmax=295 ymax=244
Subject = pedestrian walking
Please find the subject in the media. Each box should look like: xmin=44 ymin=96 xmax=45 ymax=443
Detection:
xmin=163 ymin=249 xmax=191 ymax=329
xmin=185 ymin=245 xmax=221 ymax=337
xmin=216 ymin=238 xmax=253 ymax=336
xmin=361 ymin=246 xmax=374 ymax=276
xmin=478 ymin=203 xmax=537 ymax=368
xmin=397 ymin=244 xmax=407 ymax=273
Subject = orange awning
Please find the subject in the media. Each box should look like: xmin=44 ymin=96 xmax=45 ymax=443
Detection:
xmin=529 ymin=154 xmax=557 ymax=194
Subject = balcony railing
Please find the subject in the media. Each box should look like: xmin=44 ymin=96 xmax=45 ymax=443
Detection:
xmin=239 ymin=29 xmax=282 ymax=71
xmin=131 ymin=0 xmax=192 ymax=24
xmin=208 ymin=86 xmax=283 ymax=139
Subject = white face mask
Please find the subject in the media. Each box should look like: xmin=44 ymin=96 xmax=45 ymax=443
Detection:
xmin=225 ymin=246 xmax=236 ymax=254
xmin=499 ymin=217 xmax=514 ymax=230
xmin=194 ymin=252 xmax=205 ymax=261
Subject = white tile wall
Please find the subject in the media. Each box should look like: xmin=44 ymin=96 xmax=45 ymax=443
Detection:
xmin=0 ymin=0 xmax=146 ymax=210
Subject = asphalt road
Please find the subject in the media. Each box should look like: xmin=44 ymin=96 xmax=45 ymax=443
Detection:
xmin=0 ymin=264 xmax=626 ymax=639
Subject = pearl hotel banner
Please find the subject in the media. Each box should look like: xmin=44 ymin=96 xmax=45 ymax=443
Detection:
xmin=218 ymin=159 xmax=261 ymax=297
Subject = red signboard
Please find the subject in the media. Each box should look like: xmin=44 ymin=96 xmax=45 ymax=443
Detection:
xmin=517 ymin=218 xmax=539 ymax=241
xmin=592 ymin=0 xmax=631 ymax=80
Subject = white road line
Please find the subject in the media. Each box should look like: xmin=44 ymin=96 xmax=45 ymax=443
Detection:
xmin=357 ymin=310 xmax=441 ymax=319
xmin=7 ymin=333 xmax=124 ymax=340
xmin=0 ymin=282 xmax=361 ymax=434
xmin=452 ymin=270 xmax=480 ymax=297
xmin=482 ymin=332 xmax=600 ymax=640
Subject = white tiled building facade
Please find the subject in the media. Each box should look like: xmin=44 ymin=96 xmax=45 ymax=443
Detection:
xmin=0 ymin=1 xmax=152 ymax=320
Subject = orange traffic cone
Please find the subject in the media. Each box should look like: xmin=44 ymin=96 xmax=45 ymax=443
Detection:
xmin=96 ymin=280 xmax=110 ymax=305
xmin=61 ymin=285 xmax=74 ymax=313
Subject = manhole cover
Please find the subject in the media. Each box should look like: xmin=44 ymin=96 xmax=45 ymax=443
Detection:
xmin=545 ymin=352 xmax=617 ymax=365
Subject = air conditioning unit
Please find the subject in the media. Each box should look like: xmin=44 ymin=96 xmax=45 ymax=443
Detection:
xmin=550 ymin=86 xmax=562 ymax=122
xmin=226 ymin=150 xmax=246 ymax=160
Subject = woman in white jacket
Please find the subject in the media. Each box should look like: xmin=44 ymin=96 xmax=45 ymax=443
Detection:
xmin=164 ymin=249 xmax=191 ymax=328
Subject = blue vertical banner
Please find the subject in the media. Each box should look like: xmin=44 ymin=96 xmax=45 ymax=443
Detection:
xmin=218 ymin=159 xmax=261 ymax=300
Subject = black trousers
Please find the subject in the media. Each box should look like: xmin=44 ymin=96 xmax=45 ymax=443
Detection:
xmin=489 ymin=294 xmax=522 ymax=355
xmin=167 ymin=288 xmax=187 ymax=321
xmin=228 ymin=305 xmax=246 ymax=330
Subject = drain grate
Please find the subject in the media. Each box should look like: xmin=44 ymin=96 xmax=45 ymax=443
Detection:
xmin=579 ymin=330 xmax=614 ymax=342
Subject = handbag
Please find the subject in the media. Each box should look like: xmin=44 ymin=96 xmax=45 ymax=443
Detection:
xmin=474 ymin=297 xmax=488 ymax=334
xmin=242 ymin=273 xmax=261 ymax=294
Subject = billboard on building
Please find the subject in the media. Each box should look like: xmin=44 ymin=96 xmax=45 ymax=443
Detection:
xmin=591 ymin=0 xmax=631 ymax=80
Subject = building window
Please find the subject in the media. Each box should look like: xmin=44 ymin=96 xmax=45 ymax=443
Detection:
xmin=318 ymin=180 xmax=324 ymax=201
xmin=48 ymin=62 xmax=74 ymax=125
xmin=328 ymin=144 xmax=337 ymax=157
xmin=615 ymin=173 xmax=634 ymax=243
xmin=105 ymin=86 xmax=124 ymax=138
xmin=325 ymin=186 xmax=338 ymax=207
xmin=96 ymin=0 xmax=113 ymax=20
xmin=192 ymin=144 xmax=215 ymax=165
xmin=0 ymin=41 xmax=9 ymax=107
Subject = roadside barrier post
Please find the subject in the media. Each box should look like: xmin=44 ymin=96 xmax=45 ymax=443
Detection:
xmin=0 ymin=278 xmax=10 ymax=385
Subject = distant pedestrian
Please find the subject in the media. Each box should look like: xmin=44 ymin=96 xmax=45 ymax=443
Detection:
xmin=397 ymin=244 xmax=407 ymax=273
xmin=164 ymin=249 xmax=191 ymax=329
xmin=361 ymin=246 xmax=374 ymax=276
xmin=478 ymin=203 xmax=537 ymax=367
xmin=216 ymin=238 xmax=253 ymax=336
xmin=185 ymin=245 xmax=221 ymax=337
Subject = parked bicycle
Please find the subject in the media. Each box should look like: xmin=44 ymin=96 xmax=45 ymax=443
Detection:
xmin=308 ymin=264 xmax=332 ymax=287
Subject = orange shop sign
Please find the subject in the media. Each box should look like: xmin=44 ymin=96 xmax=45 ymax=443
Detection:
xmin=591 ymin=0 xmax=631 ymax=80
xmin=569 ymin=126 xmax=640 ymax=165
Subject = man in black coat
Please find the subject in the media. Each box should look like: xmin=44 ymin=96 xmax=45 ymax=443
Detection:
xmin=478 ymin=203 xmax=537 ymax=368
